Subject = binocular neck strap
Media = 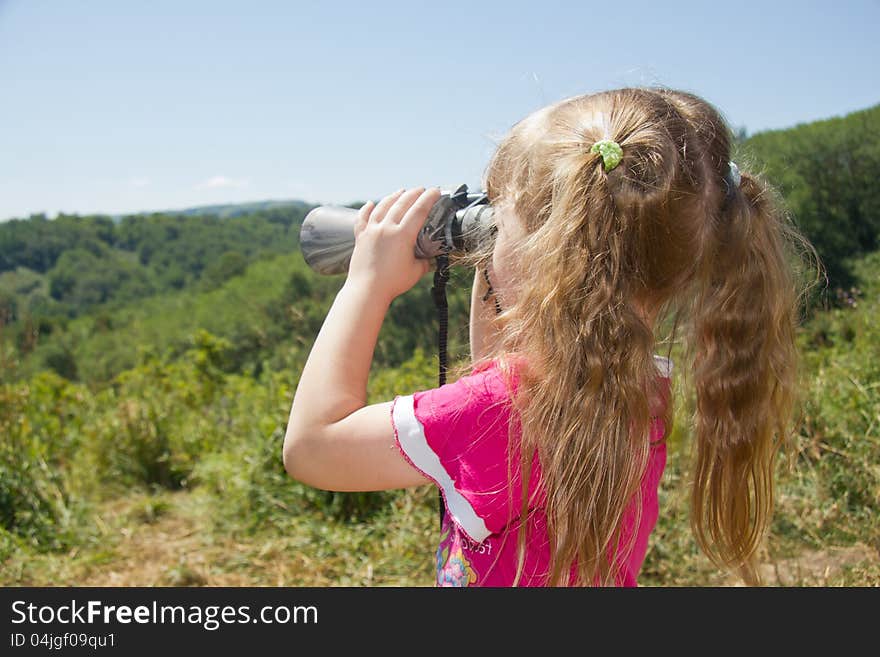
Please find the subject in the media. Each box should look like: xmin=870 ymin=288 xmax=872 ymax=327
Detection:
xmin=430 ymin=253 xmax=451 ymax=529
xmin=482 ymin=267 xmax=503 ymax=315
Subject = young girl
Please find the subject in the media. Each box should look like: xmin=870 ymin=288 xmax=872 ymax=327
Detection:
xmin=283 ymin=87 xmax=818 ymax=586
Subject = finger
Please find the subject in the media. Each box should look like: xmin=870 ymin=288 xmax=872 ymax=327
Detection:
xmin=385 ymin=187 xmax=425 ymax=224
xmin=399 ymin=187 xmax=441 ymax=231
xmin=369 ymin=188 xmax=405 ymax=223
xmin=355 ymin=200 xmax=373 ymax=235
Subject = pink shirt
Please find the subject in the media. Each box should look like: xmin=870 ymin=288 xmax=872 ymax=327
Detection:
xmin=391 ymin=354 xmax=673 ymax=587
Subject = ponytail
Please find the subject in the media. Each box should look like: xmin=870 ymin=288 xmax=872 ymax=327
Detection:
xmin=688 ymin=168 xmax=813 ymax=583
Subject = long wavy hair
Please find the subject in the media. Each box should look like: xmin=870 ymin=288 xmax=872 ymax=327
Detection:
xmin=452 ymin=87 xmax=822 ymax=585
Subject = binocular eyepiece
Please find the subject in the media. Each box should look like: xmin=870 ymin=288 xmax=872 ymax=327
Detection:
xmin=299 ymin=183 xmax=495 ymax=275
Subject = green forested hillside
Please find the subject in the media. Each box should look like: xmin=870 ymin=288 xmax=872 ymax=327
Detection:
xmin=0 ymin=206 xmax=306 ymax=324
xmin=1 ymin=105 xmax=878 ymax=586
xmin=736 ymin=103 xmax=880 ymax=287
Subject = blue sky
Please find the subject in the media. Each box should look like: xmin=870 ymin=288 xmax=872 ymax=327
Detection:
xmin=0 ymin=0 xmax=877 ymax=221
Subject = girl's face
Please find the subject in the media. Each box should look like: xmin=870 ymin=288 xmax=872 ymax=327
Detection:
xmin=490 ymin=200 xmax=526 ymax=308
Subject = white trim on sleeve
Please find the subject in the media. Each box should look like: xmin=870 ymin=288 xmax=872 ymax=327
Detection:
xmin=392 ymin=394 xmax=491 ymax=543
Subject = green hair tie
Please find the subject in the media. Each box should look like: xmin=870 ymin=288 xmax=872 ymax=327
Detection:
xmin=590 ymin=139 xmax=623 ymax=172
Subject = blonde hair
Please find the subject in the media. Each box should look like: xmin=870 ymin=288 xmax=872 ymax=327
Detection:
xmin=451 ymin=87 xmax=822 ymax=585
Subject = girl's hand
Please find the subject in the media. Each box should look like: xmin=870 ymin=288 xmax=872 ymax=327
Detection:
xmin=347 ymin=186 xmax=442 ymax=304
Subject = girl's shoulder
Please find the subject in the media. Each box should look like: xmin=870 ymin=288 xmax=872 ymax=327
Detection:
xmin=465 ymin=354 xmax=531 ymax=405
xmin=466 ymin=352 xmax=671 ymax=409
xmin=470 ymin=353 xmax=530 ymax=381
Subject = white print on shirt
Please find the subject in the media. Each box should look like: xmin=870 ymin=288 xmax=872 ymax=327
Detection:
xmin=460 ymin=534 xmax=492 ymax=555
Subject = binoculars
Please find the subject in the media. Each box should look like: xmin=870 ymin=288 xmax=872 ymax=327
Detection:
xmin=299 ymin=184 xmax=495 ymax=275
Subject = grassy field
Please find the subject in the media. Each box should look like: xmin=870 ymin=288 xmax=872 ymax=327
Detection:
xmin=2 ymin=253 xmax=879 ymax=587
xmin=2 ymin=465 xmax=877 ymax=587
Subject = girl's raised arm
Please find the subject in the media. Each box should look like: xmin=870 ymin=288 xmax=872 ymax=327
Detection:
xmin=282 ymin=188 xmax=440 ymax=492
